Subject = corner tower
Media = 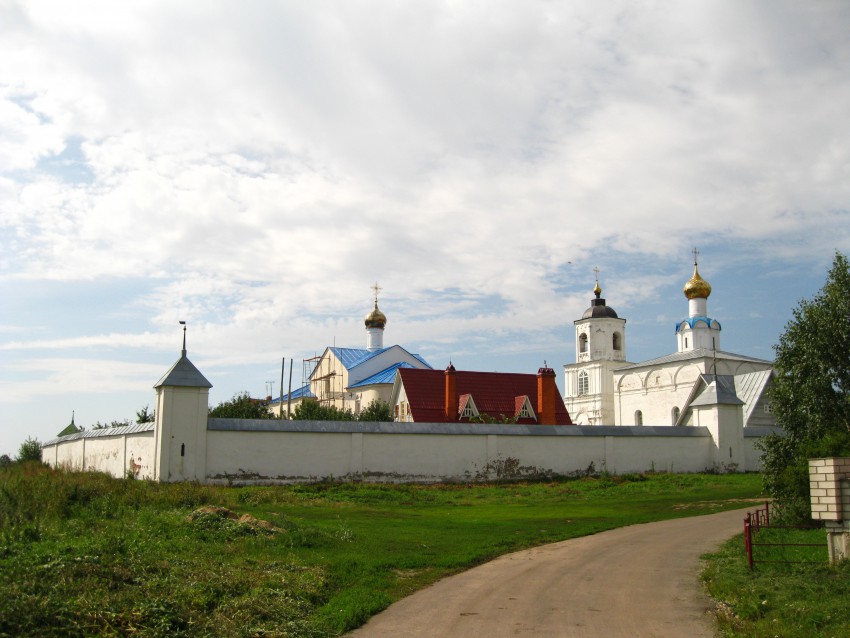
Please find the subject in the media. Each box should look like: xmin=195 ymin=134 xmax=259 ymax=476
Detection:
xmin=153 ymin=324 xmax=212 ymax=482
xmin=563 ymin=270 xmax=630 ymax=425
xmin=676 ymin=249 xmax=721 ymax=352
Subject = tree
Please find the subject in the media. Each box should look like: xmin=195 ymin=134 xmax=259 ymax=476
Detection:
xmin=209 ymin=392 xmax=275 ymax=419
xmin=759 ymin=252 xmax=850 ymax=520
xmin=16 ymin=437 xmax=43 ymax=463
xmin=136 ymin=405 xmax=155 ymax=423
xmin=0 ymin=454 xmax=11 ymax=468
xmin=292 ymin=400 xmax=355 ymax=421
xmin=357 ymin=399 xmax=393 ymax=422
xmin=93 ymin=419 xmax=131 ymax=430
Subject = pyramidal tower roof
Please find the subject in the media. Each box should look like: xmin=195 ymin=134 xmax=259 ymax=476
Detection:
xmin=154 ymin=354 xmax=212 ymax=389
xmin=154 ymin=323 xmax=212 ymax=389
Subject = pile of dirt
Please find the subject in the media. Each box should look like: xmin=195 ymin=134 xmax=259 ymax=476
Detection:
xmin=188 ymin=505 xmax=282 ymax=533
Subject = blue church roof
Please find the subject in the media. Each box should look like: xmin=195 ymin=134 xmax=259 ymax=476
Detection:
xmin=675 ymin=316 xmax=721 ymax=332
xmin=348 ymin=362 xmax=417 ymax=388
xmin=327 ymin=346 xmax=431 ymax=372
xmin=268 ymin=384 xmax=316 ymax=404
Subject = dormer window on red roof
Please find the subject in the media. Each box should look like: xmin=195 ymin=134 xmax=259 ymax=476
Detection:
xmin=458 ymin=394 xmax=479 ymax=419
xmin=514 ymin=395 xmax=536 ymax=420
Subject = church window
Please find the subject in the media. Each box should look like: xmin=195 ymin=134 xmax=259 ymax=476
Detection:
xmin=613 ymin=332 xmax=621 ymax=351
xmin=578 ymin=371 xmax=589 ymax=396
xmin=579 ymin=333 xmax=588 ymax=353
xmin=684 ymin=337 xmax=688 ymax=348
xmin=671 ymin=407 xmax=680 ymax=424
xmin=635 ymin=410 xmax=643 ymax=426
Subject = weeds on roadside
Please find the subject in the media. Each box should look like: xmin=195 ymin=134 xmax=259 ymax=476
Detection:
xmin=703 ymin=529 xmax=849 ymax=638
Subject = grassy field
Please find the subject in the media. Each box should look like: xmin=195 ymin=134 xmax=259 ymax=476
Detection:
xmin=1 ymin=463 xmax=762 ymax=637
xmin=702 ymin=525 xmax=849 ymax=637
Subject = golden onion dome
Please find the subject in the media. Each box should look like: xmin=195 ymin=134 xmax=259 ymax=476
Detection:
xmin=365 ymin=302 xmax=387 ymax=329
xmin=593 ymin=281 xmax=602 ymax=296
xmin=683 ymin=265 xmax=712 ymax=300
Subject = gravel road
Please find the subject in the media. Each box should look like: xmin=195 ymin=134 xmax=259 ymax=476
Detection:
xmin=346 ymin=507 xmax=748 ymax=637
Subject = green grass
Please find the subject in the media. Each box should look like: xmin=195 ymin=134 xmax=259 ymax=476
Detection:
xmin=1 ymin=462 xmax=763 ymax=637
xmin=702 ymin=525 xmax=850 ymax=637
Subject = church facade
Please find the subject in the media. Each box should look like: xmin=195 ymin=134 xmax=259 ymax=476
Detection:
xmin=564 ymin=255 xmax=775 ymax=428
xmin=268 ymin=286 xmax=432 ymax=418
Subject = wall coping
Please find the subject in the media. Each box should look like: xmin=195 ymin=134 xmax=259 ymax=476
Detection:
xmin=43 ymin=423 xmax=155 ymax=447
xmin=207 ymin=419 xmax=713 ymax=437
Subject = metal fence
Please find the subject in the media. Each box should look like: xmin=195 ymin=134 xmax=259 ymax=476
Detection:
xmin=744 ymin=502 xmax=825 ymax=569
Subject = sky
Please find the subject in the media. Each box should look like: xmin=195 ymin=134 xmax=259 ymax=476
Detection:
xmin=1 ymin=0 xmax=849 ymax=456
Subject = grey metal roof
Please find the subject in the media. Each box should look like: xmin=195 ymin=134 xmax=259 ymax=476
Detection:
xmin=615 ymin=348 xmax=772 ymax=371
xmin=154 ymin=354 xmax=212 ymax=389
xmin=734 ymin=370 xmax=773 ymax=424
xmin=690 ymin=374 xmax=744 ymax=407
xmin=43 ymin=422 xmax=155 ymax=447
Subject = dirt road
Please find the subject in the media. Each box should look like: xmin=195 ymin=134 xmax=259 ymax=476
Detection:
xmin=346 ymin=507 xmax=747 ymax=637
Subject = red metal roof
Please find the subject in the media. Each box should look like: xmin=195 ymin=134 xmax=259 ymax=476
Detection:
xmin=397 ymin=368 xmax=572 ymax=425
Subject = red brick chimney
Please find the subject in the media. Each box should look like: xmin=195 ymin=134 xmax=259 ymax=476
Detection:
xmin=444 ymin=363 xmax=457 ymax=421
xmin=537 ymin=367 xmax=557 ymax=425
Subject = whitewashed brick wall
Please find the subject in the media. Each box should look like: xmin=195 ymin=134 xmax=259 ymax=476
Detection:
xmin=808 ymin=457 xmax=850 ymax=520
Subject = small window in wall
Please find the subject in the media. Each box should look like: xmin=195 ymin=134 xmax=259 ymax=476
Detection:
xmin=578 ymin=371 xmax=589 ymax=396
xmin=180 ymin=443 xmax=185 ymax=457
xmin=684 ymin=337 xmax=688 ymax=348
xmin=613 ymin=332 xmax=621 ymax=351
xmin=579 ymin=333 xmax=588 ymax=353
xmin=764 ymin=403 xmax=772 ymax=414
xmin=671 ymin=406 xmax=680 ymax=424
xmin=635 ymin=410 xmax=643 ymax=426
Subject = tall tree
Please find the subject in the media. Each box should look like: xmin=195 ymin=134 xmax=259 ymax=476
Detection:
xmin=209 ymin=392 xmax=275 ymax=419
xmin=759 ymin=252 xmax=850 ymax=520
xmin=357 ymin=399 xmax=393 ymax=422
xmin=16 ymin=437 xmax=43 ymax=463
xmin=136 ymin=405 xmax=155 ymax=423
xmin=292 ymin=400 xmax=355 ymax=421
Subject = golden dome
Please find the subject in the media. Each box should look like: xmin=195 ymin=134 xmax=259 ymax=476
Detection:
xmin=365 ymin=302 xmax=387 ymax=329
xmin=683 ymin=265 xmax=712 ymax=300
xmin=593 ymin=281 xmax=602 ymax=296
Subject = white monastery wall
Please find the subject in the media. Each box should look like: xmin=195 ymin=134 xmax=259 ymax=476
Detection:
xmin=43 ymin=429 xmax=155 ymax=479
xmin=194 ymin=420 xmax=770 ymax=484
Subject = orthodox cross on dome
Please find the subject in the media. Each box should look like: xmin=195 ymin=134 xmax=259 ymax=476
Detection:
xmin=593 ymin=266 xmax=602 ymax=297
xmin=371 ymin=281 xmax=382 ymax=306
xmin=692 ymin=247 xmax=700 ymax=266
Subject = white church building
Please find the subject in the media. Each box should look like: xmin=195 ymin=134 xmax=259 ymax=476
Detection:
xmin=564 ymin=255 xmax=775 ymax=428
xmin=268 ymin=285 xmax=432 ymax=418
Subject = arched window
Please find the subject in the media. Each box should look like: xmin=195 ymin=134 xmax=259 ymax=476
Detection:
xmin=635 ymin=410 xmax=643 ymax=426
xmin=612 ymin=332 xmax=621 ymax=351
xmin=671 ymin=406 xmax=680 ymax=425
xmin=578 ymin=371 xmax=589 ymax=396
xmin=579 ymin=333 xmax=588 ymax=353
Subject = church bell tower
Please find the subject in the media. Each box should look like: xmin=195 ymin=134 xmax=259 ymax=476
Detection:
xmin=563 ymin=270 xmax=629 ymax=425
